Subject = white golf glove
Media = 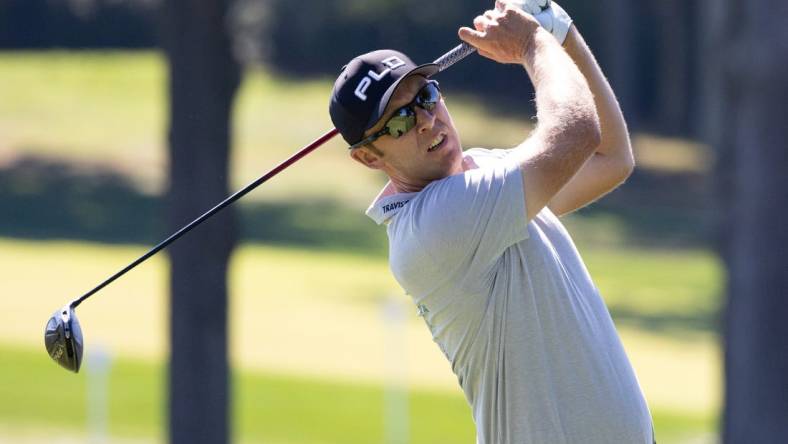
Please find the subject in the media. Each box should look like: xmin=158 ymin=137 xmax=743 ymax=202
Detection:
xmin=509 ymin=0 xmax=573 ymax=45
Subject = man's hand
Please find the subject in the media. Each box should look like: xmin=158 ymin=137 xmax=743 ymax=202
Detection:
xmin=458 ymin=0 xmax=543 ymax=65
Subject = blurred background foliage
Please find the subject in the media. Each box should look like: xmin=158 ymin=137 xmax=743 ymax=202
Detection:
xmin=0 ymin=0 xmax=699 ymax=135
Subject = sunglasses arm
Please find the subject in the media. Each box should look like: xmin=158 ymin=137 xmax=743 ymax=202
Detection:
xmin=348 ymin=128 xmax=389 ymax=150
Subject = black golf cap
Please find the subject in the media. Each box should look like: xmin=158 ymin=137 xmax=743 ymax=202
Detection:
xmin=329 ymin=50 xmax=439 ymax=146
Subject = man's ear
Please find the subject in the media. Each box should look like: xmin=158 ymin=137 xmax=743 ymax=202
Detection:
xmin=350 ymin=146 xmax=384 ymax=170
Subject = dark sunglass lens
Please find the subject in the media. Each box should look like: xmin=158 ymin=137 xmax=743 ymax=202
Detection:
xmin=417 ymin=84 xmax=440 ymax=110
xmin=378 ymin=82 xmax=440 ymax=141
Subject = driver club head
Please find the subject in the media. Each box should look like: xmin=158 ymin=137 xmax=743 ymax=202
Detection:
xmin=44 ymin=304 xmax=84 ymax=373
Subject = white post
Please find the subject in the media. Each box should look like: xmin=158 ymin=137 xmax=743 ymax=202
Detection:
xmin=87 ymin=344 xmax=111 ymax=444
xmin=381 ymin=296 xmax=410 ymax=444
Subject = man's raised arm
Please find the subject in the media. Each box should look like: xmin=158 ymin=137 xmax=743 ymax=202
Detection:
xmin=459 ymin=0 xmax=601 ymax=221
xmin=546 ymin=25 xmax=636 ymax=216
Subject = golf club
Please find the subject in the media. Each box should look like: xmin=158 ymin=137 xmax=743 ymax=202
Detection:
xmin=44 ymin=42 xmax=478 ymax=373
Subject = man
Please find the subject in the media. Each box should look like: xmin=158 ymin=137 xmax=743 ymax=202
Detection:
xmin=329 ymin=1 xmax=654 ymax=443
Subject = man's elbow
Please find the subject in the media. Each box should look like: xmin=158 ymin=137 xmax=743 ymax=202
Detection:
xmin=576 ymin=111 xmax=602 ymax=153
xmin=623 ymin=151 xmax=635 ymax=177
xmin=621 ymin=134 xmax=636 ymax=173
xmin=614 ymin=145 xmax=635 ymax=185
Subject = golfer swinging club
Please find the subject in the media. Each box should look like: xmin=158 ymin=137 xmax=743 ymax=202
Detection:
xmin=330 ymin=1 xmax=654 ymax=442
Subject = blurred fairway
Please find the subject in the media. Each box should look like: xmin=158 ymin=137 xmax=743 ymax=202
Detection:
xmin=0 ymin=238 xmax=720 ymax=442
xmin=0 ymin=51 xmax=720 ymax=442
xmin=0 ymin=343 xmax=713 ymax=444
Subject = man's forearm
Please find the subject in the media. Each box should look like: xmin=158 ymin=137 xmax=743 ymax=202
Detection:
xmin=543 ymin=25 xmax=635 ymax=216
xmin=563 ymin=26 xmax=633 ymax=163
xmin=523 ymin=28 xmax=599 ymax=148
xmin=507 ymin=26 xmax=601 ymax=219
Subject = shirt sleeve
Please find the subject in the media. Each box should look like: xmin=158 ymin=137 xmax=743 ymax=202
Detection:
xmin=413 ymin=159 xmax=529 ymax=276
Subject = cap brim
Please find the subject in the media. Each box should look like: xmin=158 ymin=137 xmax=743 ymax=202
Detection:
xmin=364 ymin=63 xmax=440 ymax=134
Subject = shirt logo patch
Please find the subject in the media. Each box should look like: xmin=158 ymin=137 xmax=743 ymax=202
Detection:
xmin=382 ymin=200 xmax=410 ymax=214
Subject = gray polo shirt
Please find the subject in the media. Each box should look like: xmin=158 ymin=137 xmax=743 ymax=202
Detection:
xmin=367 ymin=148 xmax=654 ymax=444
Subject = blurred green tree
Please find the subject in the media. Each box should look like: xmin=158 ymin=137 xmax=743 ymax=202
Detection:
xmin=703 ymin=0 xmax=788 ymax=441
xmin=161 ymin=0 xmax=241 ymax=443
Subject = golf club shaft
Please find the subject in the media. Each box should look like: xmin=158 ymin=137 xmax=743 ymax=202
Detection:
xmin=71 ymin=128 xmax=339 ymax=308
xmin=70 ymin=42 xmax=478 ymax=309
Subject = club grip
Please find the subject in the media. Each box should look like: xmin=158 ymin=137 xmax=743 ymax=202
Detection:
xmin=433 ymin=43 xmax=477 ymax=73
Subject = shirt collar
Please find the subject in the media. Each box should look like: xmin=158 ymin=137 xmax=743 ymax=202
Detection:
xmin=365 ymin=181 xmax=418 ymax=225
xmin=364 ymin=152 xmax=486 ymax=225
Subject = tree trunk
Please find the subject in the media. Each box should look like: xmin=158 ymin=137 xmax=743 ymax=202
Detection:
xmin=599 ymin=0 xmax=638 ymax=130
xmin=704 ymin=0 xmax=788 ymax=441
xmin=653 ymin=0 xmax=696 ymax=136
xmin=161 ymin=0 xmax=240 ymax=443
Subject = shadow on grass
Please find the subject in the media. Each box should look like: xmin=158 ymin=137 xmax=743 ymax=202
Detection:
xmin=572 ymin=166 xmax=716 ymax=248
xmin=0 ymin=155 xmax=387 ymax=256
xmin=0 ymin=155 xmax=162 ymax=244
xmin=1 ymin=153 xmax=715 ymax=251
xmin=0 ymin=153 xmax=715 ymax=250
xmin=609 ymin=306 xmax=720 ymax=336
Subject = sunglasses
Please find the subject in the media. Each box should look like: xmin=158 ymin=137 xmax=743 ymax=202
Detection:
xmin=349 ymin=80 xmax=441 ymax=150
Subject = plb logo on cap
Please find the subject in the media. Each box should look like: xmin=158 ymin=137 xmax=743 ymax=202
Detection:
xmin=329 ymin=49 xmax=437 ymax=146
xmin=354 ymin=56 xmax=406 ymax=101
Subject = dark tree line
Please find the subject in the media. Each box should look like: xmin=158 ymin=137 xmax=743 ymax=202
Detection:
xmin=0 ymin=0 xmax=157 ymax=48
xmin=2 ymin=0 xmax=699 ymax=136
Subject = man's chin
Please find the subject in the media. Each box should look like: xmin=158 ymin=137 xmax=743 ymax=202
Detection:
xmin=443 ymin=142 xmax=465 ymax=173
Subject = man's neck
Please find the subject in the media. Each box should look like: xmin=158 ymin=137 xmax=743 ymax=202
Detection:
xmin=390 ymin=180 xmax=427 ymax=194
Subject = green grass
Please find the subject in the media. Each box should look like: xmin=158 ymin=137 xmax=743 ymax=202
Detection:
xmin=0 ymin=343 xmax=713 ymax=443
xmin=588 ymin=248 xmax=722 ymax=335
xmin=1 ymin=343 xmax=474 ymax=443
xmin=0 ymin=240 xmax=720 ymax=443
xmin=0 ymin=238 xmax=721 ymax=349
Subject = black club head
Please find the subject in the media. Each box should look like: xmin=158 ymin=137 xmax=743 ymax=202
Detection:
xmin=44 ymin=305 xmax=84 ymax=373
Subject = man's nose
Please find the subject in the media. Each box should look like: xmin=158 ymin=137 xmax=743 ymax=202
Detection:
xmin=416 ymin=106 xmax=436 ymax=134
